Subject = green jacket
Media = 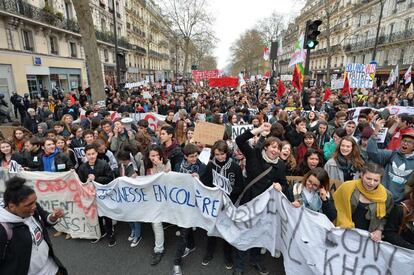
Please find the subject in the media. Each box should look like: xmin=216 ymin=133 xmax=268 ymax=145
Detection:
xmin=323 ymin=139 xmax=336 ymax=160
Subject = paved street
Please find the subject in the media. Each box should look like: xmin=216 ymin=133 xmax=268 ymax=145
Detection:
xmin=51 ymin=222 xmax=286 ymax=275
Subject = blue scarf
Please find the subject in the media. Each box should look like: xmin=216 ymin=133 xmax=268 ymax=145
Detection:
xmin=42 ymin=149 xmax=59 ymax=172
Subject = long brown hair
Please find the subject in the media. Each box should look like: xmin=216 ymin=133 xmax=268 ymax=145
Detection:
xmin=280 ymin=141 xmax=296 ymax=170
xmin=332 ymin=136 xmax=364 ymax=170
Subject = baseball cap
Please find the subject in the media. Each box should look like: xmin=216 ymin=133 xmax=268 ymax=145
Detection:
xmin=402 ymin=128 xmax=414 ymax=139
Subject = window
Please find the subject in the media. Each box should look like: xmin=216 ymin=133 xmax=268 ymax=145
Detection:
xmin=108 ymin=0 xmax=114 ymax=11
xmin=65 ymin=1 xmax=73 ymax=19
xmin=22 ymin=30 xmax=34 ymax=51
xmin=101 ymin=18 xmax=106 ymax=32
xmin=50 ymin=36 xmax=58 ymax=55
xmin=69 ymin=42 xmax=77 ymax=57
xmin=104 ymin=49 xmax=109 ymax=62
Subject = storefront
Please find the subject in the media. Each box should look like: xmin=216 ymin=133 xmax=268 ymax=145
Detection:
xmin=49 ymin=67 xmax=82 ymax=93
xmin=26 ymin=64 xmax=50 ymax=99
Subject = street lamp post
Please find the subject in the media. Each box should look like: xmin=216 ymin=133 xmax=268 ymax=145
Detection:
xmin=372 ymin=0 xmax=384 ymax=62
xmin=112 ymin=0 xmax=121 ymax=89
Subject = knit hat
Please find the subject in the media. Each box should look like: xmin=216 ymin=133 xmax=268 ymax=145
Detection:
xmin=361 ymin=126 xmax=374 ymax=139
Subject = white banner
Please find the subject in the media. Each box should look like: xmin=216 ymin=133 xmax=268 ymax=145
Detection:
xmin=231 ymin=124 xmax=254 ymax=140
xmin=1 ymin=170 xmax=413 ymax=274
xmin=129 ymin=112 xmax=166 ymax=131
xmin=0 ymin=170 xmax=100 ymax=239
xmin=331 ymin=78 xmax=344 ymax=90
xmin=94 ymin=172 xmax=222 ymax=232
xmin=280 ymin=75 xmax=293 ymax=81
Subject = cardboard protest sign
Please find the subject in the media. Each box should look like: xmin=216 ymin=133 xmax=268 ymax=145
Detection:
xmin=0 ymin=126 xmax=17 ymax=138
xmin=193 ymin=122 xmax=225 ymax=146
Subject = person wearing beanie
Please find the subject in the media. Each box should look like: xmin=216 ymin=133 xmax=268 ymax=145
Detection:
xmin=23 ymin=108 xmax=40 ymax=134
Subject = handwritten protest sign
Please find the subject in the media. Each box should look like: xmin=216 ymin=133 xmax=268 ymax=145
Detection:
xmin=345 ymin=63 xmax=376 ymax=88
xmin=95 ymin=173 xmax=222 ymax=231
xmin=0 ymin=170 xmax=100 ymax=239
xmin=231 ymin=124 xmax=254 ymax=140
xmin=192 ymin=70 xmax=219 ymax=82
xmin=73 ymin=147 xmax=85 ymax=159
xmin=1 ymin=169 xmax=413 ymax=274
xmin=193 ymin=122 xmax=225 ymax=146
xmin=212 ymin=170 xmax=232 ymax=195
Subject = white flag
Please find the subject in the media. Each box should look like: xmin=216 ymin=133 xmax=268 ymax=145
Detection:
xmin=404 ymin=65 xmax=412 ymax=84
xmin=386 ymin=69 xmax=394 ymax=86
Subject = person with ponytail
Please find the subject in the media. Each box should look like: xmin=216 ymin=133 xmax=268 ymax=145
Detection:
xmin=0 ymin=177 xmax=67 ymax=275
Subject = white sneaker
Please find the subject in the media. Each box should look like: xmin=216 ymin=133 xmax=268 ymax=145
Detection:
xmin=182 ymin=247 xmax=196 ymax=258
xmin=130 ymin=237 xmax=142 ymax=247
xmin=128 ymin=235 xmax=134 ymax=242
xmin=172 ymin=265 xmax=182 ymax=275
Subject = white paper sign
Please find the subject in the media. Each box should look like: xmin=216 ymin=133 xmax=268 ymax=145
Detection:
xmin=198 ymin=147 xmax=211 ymax=165
xmin=231 ymin=124 xmax=254 ymax=140
xmin=375 ymin=127 xmax=388 ymax=143
xmin=212 ymin=170 xmax=232 ymax=195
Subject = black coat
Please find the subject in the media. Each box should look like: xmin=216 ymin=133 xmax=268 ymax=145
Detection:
xmin=286 ymin=129 xmax=304 ymax=148
xmin=16 ymin=150 xmax=42 ymax=171
xmin=23 ymin=116 xmax=40 ymax=134
xmin=236 ymin=130 xmax=288 ymax=203
xmin=78 ymin=159 xmax=114 ymax=184
xmin=383 ymin=204 xmax=414 ymax=250
xmin=200 ymin=158 xmax=244 ymax=203
xmin=0 ymin=204 xmax=67 ymax=275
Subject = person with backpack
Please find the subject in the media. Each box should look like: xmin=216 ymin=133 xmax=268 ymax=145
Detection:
xmin=0 ymin=177 xmax=67 ymax=275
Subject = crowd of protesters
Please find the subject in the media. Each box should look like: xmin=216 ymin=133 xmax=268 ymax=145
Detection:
xmin=0 ymin=78 xmax=414 ymax=275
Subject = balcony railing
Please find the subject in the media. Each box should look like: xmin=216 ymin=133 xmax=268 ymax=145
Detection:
xmin=95 ymin=30 xmax=132 ymax=49
xmin=344 ymin=28 xmax=414 ymax=52
xmin=0 ymin=0 xmax=80 ymax=33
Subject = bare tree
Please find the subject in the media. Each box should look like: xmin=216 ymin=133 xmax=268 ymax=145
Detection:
xmin=256 ymin=11 xmax=286 ymax=46
xmin=72 ymin=0 xmax=105 ymax=101
xmin=229 ymin=29 xmax=266 ymax=76
xmin=159 ymin=0 xmax=215 ymax=76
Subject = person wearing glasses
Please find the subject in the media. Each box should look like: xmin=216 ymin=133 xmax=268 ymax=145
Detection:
xmin=367 ymin=118 xmax=414 ymax=203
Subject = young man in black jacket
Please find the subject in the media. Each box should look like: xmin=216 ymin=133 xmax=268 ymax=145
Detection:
xmin=200 ymin=140 xmax=244 ymax=270
xmin=78 ymin=144 xmax=115 ymax=246
xmin=172 ymin=144 xmax=206 ymax=275
xmin=0 ymin=177 xmax=67 ymax=275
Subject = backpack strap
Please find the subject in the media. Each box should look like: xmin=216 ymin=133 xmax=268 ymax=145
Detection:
xmin=0 ymin=222 xmax=13 ymax=261
xmin=0 ymin=222 xmax=12 ymax=241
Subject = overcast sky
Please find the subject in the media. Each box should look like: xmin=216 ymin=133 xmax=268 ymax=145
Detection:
xmin=209 ymin=0 xmax=299 ymax=70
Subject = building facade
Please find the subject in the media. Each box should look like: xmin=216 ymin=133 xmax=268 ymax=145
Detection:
xmin=125 ymin=0 xmax=173 ymax=82
xmin=0 ymin=0 xmax=174 ymax=100
xmin=279 ymin=0 xmax=414 ymax=84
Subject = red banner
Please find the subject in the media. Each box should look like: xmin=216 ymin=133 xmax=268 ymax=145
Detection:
xmin=192 ymin=70 xmax=219 ymax=82
xmin=209 ymin=77 xmax=239 ymax=88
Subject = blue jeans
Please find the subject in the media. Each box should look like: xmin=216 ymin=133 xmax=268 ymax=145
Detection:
xmin=129 ymin=222 xmax=141 ymax=240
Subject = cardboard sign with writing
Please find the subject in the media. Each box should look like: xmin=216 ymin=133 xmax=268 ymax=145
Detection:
xmin=193 ymin=122 xmax=225 ymax=146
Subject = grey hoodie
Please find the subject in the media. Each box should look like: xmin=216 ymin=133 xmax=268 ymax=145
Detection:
xmin=367 ymin=137 xmax=414 ymax=202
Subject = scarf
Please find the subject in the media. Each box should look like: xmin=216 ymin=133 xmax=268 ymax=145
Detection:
xmin=261 ymin=150 xmax=279 ymax=164
xmin=334 ymin=179 xmax=387 ymax=228
xmin=179 ymin=160 xmax=201 ymax=174
xmin=212 ymin=158 xmax=232 ymax=175
xmin=336 ymin=154 xmax=357 ymax=180
xmin=301 ymin=188 xmax=322 ymax=212
xmin=42 ymin=149 xmax=59 ymax=172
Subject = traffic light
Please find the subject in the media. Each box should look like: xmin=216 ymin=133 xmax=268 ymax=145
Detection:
xmin=304 ymin=20 xmax=322 ymax=50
